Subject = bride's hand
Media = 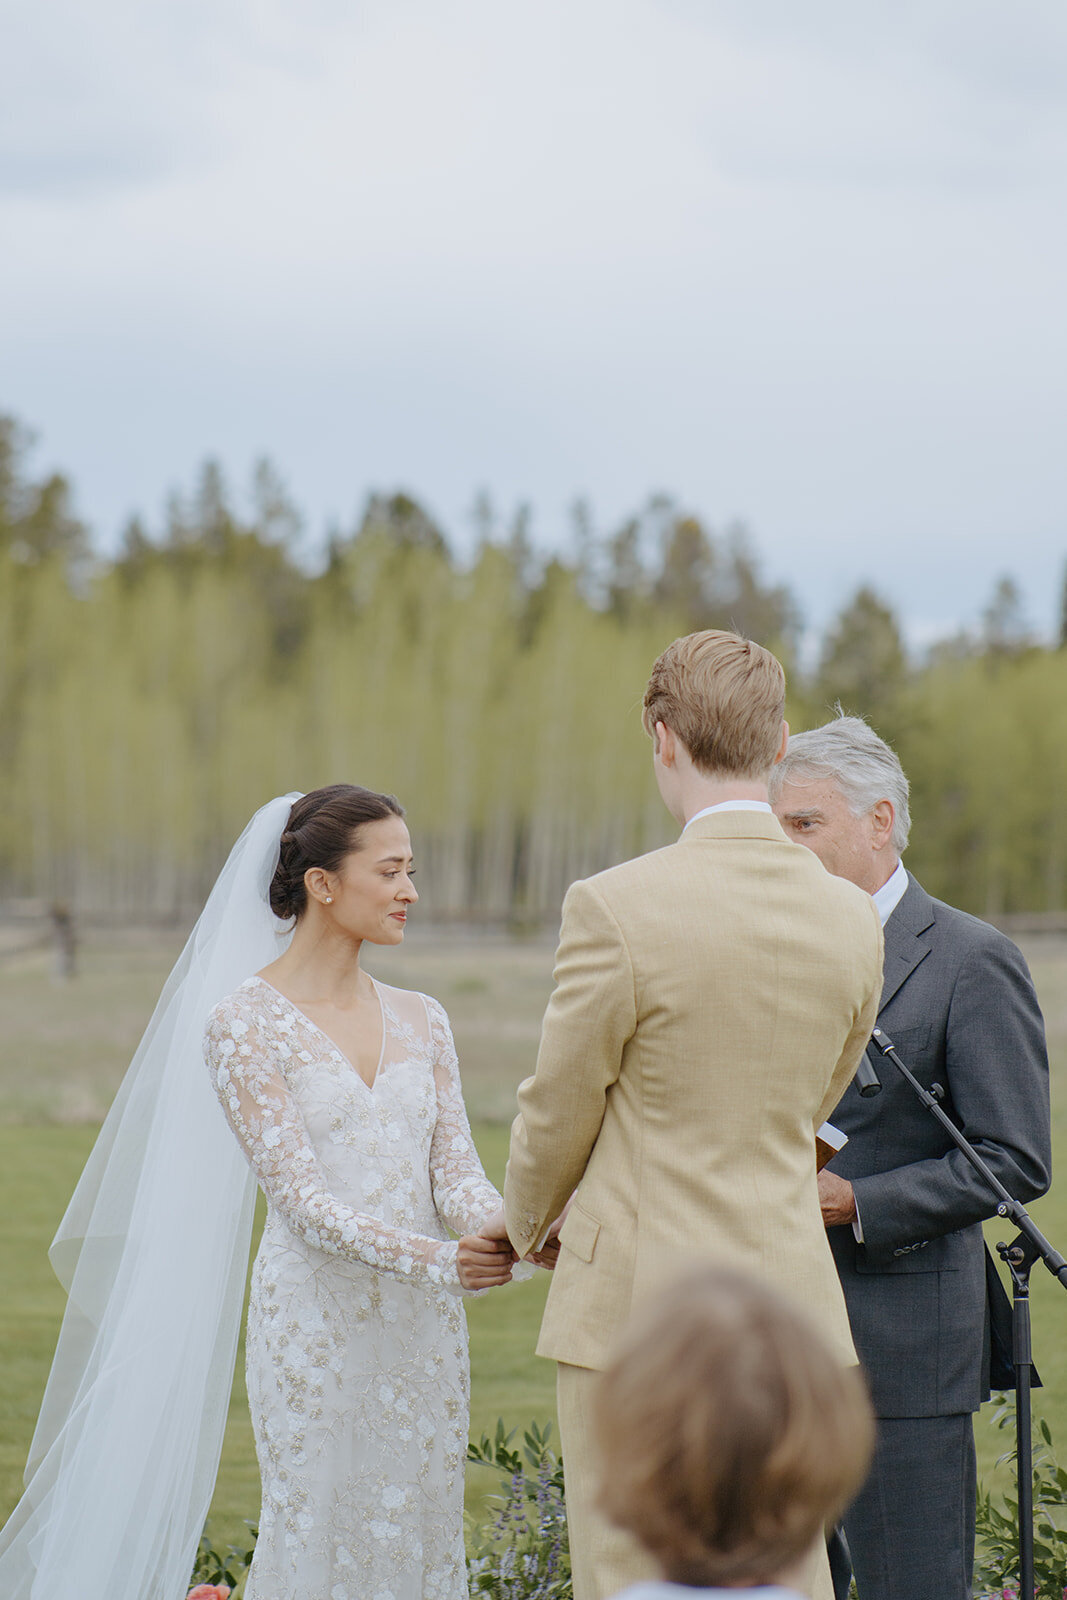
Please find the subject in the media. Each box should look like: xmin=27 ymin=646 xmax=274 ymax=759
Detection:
xmin=456 ymin=1234 xmax=516 ymax=1291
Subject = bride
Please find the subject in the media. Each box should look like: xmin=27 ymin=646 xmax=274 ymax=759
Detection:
xmin=0 ymin=785 xmax=515 ymax=1600
xmin=208 ymin=784 xmax=515 ymax=1598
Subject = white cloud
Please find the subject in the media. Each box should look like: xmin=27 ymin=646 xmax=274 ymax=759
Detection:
xmin=1 ymin=0 xmax=1065 ymax=644
xmin=0 ymin=0 xmax=354 ymax=195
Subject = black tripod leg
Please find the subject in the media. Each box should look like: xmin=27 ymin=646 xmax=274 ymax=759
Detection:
xmin=1014 ymin=1292 xmax=1033 ymax=1600
xmin=1000 ymin=1233 xmax=1040 ymax=1600
xmin=827 ymin=1523 xmax=853 ymax=1600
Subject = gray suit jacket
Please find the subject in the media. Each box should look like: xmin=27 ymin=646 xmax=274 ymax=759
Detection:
xmin=826 ymin=875 xmax=1051 ymax=1417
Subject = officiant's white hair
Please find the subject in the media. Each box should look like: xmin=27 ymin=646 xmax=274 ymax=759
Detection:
xmin=770 ymin=713 xmax=911 ymax=854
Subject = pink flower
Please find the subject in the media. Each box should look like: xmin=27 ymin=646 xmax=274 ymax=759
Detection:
xmin=186 ymin=1587 xmax=230 ymax=1600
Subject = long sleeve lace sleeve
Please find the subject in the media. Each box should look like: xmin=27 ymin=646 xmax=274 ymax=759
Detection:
xmin=205 ymin=996 xmax=464 ymax=1294
xmin=424 ymin=995 xmax=503 ymax=1236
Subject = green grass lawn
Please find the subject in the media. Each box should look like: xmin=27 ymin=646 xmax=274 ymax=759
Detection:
xmin=1 ymin=928 xmax=1065 ymax=1544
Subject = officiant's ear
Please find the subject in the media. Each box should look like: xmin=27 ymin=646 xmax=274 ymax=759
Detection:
xmin=869 ymin=798 xmax=895 ymax=853
xmin=772 ymin=720 xmax=789 ymax=765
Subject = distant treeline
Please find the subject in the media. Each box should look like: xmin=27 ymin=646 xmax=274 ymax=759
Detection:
xmin=1 ymin=413 xmax=1065 ymax=920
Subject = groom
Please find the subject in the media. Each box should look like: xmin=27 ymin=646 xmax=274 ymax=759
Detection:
xmin=480 ymin=630 xmax=885 ymax=1600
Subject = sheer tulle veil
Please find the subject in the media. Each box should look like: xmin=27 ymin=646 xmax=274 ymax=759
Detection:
xmin=0 ymin=794 xmax=301 ymax=1600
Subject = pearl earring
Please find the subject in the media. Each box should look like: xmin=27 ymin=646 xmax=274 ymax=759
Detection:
xmin=325 ymin=895 xmax=333 ymax=905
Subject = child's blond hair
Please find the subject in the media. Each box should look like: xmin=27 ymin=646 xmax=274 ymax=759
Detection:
xmin=595 ymin=1267 xmax=874 ymax=1589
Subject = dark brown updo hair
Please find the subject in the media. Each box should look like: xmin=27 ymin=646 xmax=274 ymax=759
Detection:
xmin=270 ymin=785 xmax=405 ymax=921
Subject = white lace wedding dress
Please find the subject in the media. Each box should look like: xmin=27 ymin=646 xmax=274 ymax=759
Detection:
xmin=205 ymin=975 xmax=502 ymax=1600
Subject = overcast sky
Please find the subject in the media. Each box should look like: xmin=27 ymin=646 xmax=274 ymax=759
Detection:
xmin=2 ymin=0 xmax=1065 ymax=649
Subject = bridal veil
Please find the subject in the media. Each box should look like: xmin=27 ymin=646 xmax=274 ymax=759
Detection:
xmin=0 ymin=794 xmax=299 ymax=1600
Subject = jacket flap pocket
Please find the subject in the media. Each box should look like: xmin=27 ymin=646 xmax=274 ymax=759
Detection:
xmin=559 ymin=1203 xmax=601 ymax=1264
xmin=876 ymin=1024 xmax=932 ymax=1055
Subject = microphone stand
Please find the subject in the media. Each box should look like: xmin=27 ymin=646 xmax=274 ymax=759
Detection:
xmin=869 ymin=1027 xmax=1067 ymax=1600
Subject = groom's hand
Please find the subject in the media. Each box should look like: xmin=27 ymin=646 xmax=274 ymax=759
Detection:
xmin=526 ymin=1237 xmax=561 ymax=1269
xmin=476 ymin=1205 xmax=510 ymax=1242
xmin=525 ymin=1193 xmax=573 ymax=1270
xmin=457 ymin=1234 xmax=515 ymax=1291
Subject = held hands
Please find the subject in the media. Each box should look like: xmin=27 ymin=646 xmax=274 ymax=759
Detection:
xmin=526 ymin=1231 xmax=562 ymax=1270
xmin=526 ymin=1193 xmax=574 ymax=1269
xmin=456 ymin=1232 xmax=516 ymax=1291
xmin=817 ymin=1168 xmax=857 ymax=1228
xmin=474 ymin=1198 xmax=572 ymax=1272
xmin=459 ymin=1205 xmax=519 ymax=1291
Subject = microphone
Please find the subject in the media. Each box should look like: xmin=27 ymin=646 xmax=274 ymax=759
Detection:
xmin=853 ymin=1045 xmax=882 ymax=1097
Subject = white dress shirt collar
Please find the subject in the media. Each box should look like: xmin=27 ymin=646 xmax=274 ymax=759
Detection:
xmin=872 ymin=859 xmax=909 ymax=926
xmin=683 ymin=800 xmax=773 ymax=833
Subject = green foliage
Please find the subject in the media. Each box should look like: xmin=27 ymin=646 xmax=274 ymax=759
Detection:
xmin=983 ymin=575 xmax=1035 ymax=659
xmin=0 ymin=415 xmax=90 ymax=576
xmin=3 ymin=409 xmax=1067 ymax=920
xmin=815 ymin=584 xmax=908 ymax=734
xmin=188 ymin=1524 xmax=257 ymax=1595
xmin=975 ymin=1403 xmax=1067 ymax=1599
xmin=466 ymin=1420 xmax=571 ymax=1598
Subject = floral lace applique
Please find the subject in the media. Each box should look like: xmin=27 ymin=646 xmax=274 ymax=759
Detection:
xmin=203 ymin=978 xmax=500 ymax=1600
xmin=205 ymin=987 xmax=483 ymax=1295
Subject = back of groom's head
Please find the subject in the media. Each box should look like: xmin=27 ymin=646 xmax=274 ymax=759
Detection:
xmin=643 ymin=629 xmax=786 ymax=778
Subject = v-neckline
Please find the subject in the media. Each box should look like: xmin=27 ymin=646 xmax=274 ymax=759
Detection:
xmin=252 ymin=974 xmax=387 ymax=1092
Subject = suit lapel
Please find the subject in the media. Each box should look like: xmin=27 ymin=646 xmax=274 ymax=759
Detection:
xmin=878 ymin=875 xmax=935 ymax=1012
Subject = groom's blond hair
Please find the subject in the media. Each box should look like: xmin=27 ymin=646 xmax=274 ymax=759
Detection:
xmin=595 ymin=1267 xmax=874 ymax=1589
xmin=642 ymin=630 xmax=785 ymax=778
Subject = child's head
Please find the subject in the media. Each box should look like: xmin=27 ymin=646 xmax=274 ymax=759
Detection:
xmin=594 ymin=1267 xmax=874 ymax=1590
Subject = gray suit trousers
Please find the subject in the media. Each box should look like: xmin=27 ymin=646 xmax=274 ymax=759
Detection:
xmin=842 ymin=1414 xmax=975 ymax=1600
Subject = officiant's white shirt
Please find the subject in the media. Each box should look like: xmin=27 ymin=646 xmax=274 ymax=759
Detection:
xmin=874 ymin=859 xmax=909 ymax=925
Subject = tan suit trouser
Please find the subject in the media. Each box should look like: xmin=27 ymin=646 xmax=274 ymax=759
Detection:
xmin=556 ymin=1362 xmax=657 ymax=1600
xmin=556 ymin=1361 xmax=835 ymax=1600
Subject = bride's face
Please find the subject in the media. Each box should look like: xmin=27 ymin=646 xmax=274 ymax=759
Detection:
xmin=320 ymin=815 xmax=418 ymax=944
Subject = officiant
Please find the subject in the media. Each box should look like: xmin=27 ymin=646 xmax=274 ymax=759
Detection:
xmin=772 ymin=714 xmax=1052 ymax=1600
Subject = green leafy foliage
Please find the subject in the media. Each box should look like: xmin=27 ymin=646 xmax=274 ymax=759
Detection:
xmin=187 ymin=1522 xmax=257 ymax=1595
xmin=3 ymin=409 xmax=1067 ymax=923
xmin=466 ymin=1419 xmax=571 ymax=1598
xmin=975 ymin=1403 xmax=1067 ymax=1599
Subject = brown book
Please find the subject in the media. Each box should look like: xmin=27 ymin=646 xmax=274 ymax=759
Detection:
xmin=815 ymin=1121 xmax=848 ymax=1172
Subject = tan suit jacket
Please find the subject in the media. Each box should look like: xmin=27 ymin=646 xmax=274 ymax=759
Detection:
xmin=504 ymin=810 xmax=884 ymax=1372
